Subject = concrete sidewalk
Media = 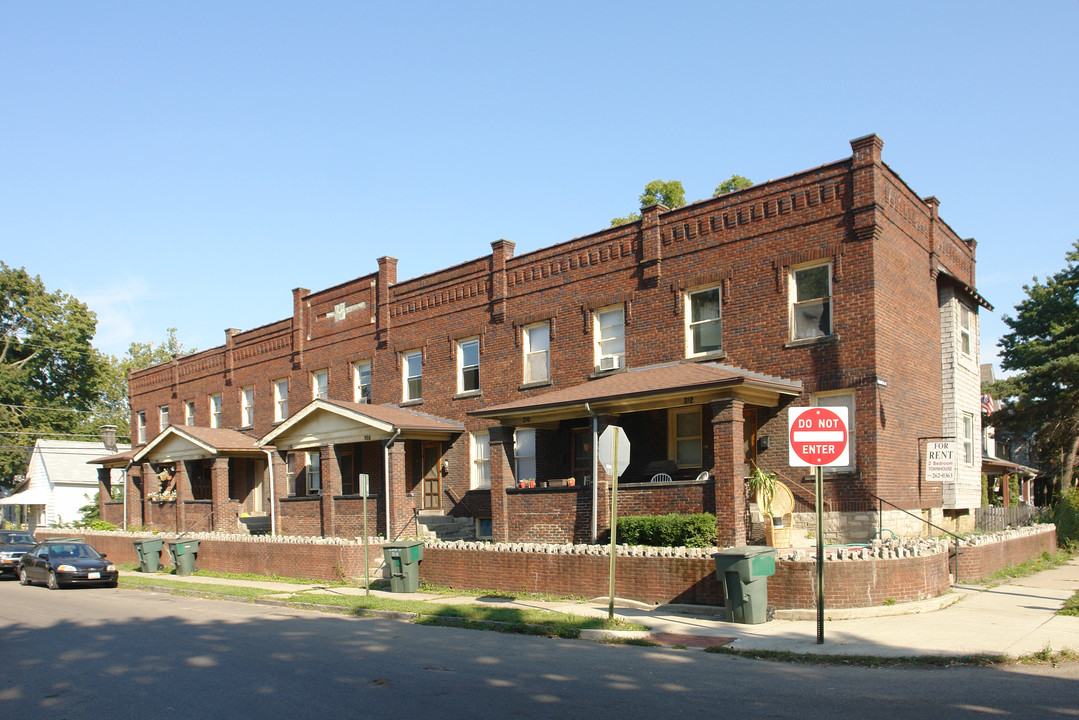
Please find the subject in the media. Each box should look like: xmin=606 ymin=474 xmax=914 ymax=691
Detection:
xmin=119 ymin=557 xmax=1079 ymax=659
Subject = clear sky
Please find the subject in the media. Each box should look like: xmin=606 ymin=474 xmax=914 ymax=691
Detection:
xmin=3 ymin=2 xmax=1076 ymax=374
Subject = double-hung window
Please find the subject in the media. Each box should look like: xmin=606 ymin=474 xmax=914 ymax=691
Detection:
xmin=812 ymin=390 xmax=856 ymax=472
xmin=515 ymin=428 xmax=537 ymax=483
xmin=273 ymin=379 xmax=288 ymax=422
xmin=136 ymin=411 xmax=147 ymax=444
xmin=353 ymin=360 xmax=372 ymax=403
xmin=669 ymin=408 xmax=702 ymax=468
xmin=240 ymin=386 xmax=254 ymax=427
xmin=523 ymin=322 xmax=550 ymax=384
xmin=963 ymin=412 xmax=974 ymax=465
xmin=594 ymin=305 xmax=625 ymax=371
xmin=959 ymin=303 xmax=973 ymax=356
xmin=159 ymin=406 xmax=169 ymax=432
xmin=686 ymin=287 xmax=722 ymax=356
xmin=403 ymin=350 xmax=422 ymax=402
xmin=791 ymin=263 xmax=832 ymax=340
xmin=311 ymin=369 xmax=328 ymax=400
xmin=458 ymin=338 xmax=480 ymax=393
xmin=471 ymin=431 xmax=490 ymax=489
xmin=209 ymin=394 xmax=222 ymax=429
xmin=184 ymin=400 xmax=195 ymax=426
xmin=305 ymin=450 xmax=321 ymax=494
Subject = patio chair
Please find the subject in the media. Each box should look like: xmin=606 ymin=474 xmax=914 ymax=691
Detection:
xmin=757 ymin=480 xmax=795 ymax=548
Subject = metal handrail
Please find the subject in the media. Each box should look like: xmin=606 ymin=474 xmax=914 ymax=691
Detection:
xmin=868 ymin=492 xmax=964 ymax=580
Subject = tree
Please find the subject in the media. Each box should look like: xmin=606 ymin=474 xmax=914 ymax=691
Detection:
xmin=611 ymin=179 xmax=686 ymax=227
xmin=989 ymin=241 xmax=1079 ymax=491
xmin=713 ymin=175 xmax=753 ymax=196
xmin=0 ymin=263 xmax=106 ymax=484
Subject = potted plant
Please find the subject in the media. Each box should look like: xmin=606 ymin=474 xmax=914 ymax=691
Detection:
xmin=746 ymin=463 xmax=778 ymax=515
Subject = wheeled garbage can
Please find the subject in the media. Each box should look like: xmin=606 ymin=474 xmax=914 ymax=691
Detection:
xmin=167 ymin=539 xmax=201 ymax=576
xmin=714 ymin=545 xmax=777 ymax=624
xmin=133 ymin=538 xmax=165 ymax=573
xmin=382 ymin=540 xmax=424 ymax=593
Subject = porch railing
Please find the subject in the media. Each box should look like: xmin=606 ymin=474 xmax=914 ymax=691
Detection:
xmin=975 ymin=505 xmax=1045 ymax=532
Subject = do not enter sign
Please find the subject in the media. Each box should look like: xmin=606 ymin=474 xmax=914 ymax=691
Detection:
xmin=788 ymin=406 xmax=849 ymax=467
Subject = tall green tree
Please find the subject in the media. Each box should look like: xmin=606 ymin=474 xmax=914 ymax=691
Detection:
xmin=989 ymin=241 xmax=1079 ymax=491
xmin=713 ymin=175 xmax=753 ymax=196
xmin=611 ymin=179 xmax=687 ymax=226
xmin=0 ymin=263 xmax=105 ymax=484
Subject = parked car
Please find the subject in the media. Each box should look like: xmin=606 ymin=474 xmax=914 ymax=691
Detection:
xmin=17 ymin=538 xmax=118 ymax=589
xmin=0 ymin=531 xmax=36 ymax=578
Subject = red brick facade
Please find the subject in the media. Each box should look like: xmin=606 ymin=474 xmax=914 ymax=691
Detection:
xmin=118 ymin=135 xmax=985 ymax=545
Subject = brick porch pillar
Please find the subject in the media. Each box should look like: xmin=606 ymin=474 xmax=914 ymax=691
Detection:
xmin=320 ymin=443 xmax=342 ymax=538
xmin=385 ymin=439 xmax=411 ymax=538
xmin=211 ymin=457 xmax=231 ymax=532
xmin=175 ymin=460 xmax=192 ymax=533
xmin=488 ymin=425 xmax=514 ymax=543
xmin=141 ymin=462 xmax=158 ymax=529
xmin=711 ymin=398 xmax=747 ymax=546
xmin=269 ymin=449 xmax=287 ymax=535
xmin=96 ymin=468 xmax=112 ymax=520
xmin=126 ymin=466 xmax=143 ymax=529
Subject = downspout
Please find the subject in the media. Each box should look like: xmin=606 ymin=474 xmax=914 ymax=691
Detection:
xmin=261 ymin=448 xmax=277 ymax=536
xmin=122 ymin=460 xmax=132 ymax=532
xmin=383 ymin=428 xmax=402 ymax=538
xmin=585 ymin=402 xmax=598 ymax=543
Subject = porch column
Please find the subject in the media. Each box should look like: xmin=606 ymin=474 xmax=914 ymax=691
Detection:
xmin=127 ymin=466 xmax=143 ymax=528
xmin=175 ymin=460 xmax=193 ymax=533
xmin=142 ymin=462 xmax=158 ymax=529
xmin=270 ymin=450 xmax=288 ymax=535
xmin=711 ymin=398 xmax=747 ymax=546
xmin=320 ymin=443 xmax=342 ymax=538
xmin=386 ymin=439 xmax=411 ymax=538
xmin=488 ymin=425 xmax=514 ymax=543
xmin=96 ymin=468 xmax=112 ymax=520
xmin=211 ymin=457 xmax=231 ymax=532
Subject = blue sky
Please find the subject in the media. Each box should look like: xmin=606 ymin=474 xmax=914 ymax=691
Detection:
xmin=3 ymin=2 xmax=1076 ymax=374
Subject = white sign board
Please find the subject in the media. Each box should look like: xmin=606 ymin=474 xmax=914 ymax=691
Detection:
xmin=925 ymin=441 xmax=956 ymax=483
xmin=597 ymin=425 xmax=630 ymax=477
xmin=789 ymin=406 xmax=849 ymax=467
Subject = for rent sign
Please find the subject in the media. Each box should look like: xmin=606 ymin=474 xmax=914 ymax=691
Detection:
xmin=925 ymin=441 xmax=956 ymax=483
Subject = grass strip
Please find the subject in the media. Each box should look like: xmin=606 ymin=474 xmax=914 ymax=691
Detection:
xmin=704 ymin=647 xmax=1008 ymax=667
xmin=120 ymin=575 xmax=280 ymax=598
xmin=979 ymin=550 xmax=1074 ymax=583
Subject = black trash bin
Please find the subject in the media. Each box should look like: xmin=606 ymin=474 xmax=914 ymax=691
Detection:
xmin=714 ymin=545 xmax=777 ymax=624
xmin=133 ymin=538 xmax=165 ymax=573
xmin=382 ymin=540 xmax=423 ymax=593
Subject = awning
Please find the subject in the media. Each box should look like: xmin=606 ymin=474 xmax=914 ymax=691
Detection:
xmin=0 ymin=487 xmax=51 ymax=505
xmin=982 ymin=455 xmax=1040 ymax=478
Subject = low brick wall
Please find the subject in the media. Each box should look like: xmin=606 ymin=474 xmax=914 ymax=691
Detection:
xmin=957 ymin=526 xmax=1057 ymax=582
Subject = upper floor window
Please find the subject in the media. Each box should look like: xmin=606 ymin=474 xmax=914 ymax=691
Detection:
xmin=594 ymin=305 xmax=625 ymax=371
xmin=523 ymin=322 xmax=550 ymax=384
xmin=240 ymin=386 xmax=254 ymax=427
xmin=159 ymin=405 xmax=169 ymax=432
xmin=515 ymin=428 xmax=536 ymax=483
xmin=273 ymin=379 xmax=288 ymax=422
xmin=353 ymin=360 xmax=372 ymax=403
xmin=209 ymin=394 xmax=222 ymax=428
xmin=457 ymin=338 xmax=480 ymax=393
xmin=311 ymin=369 xmax=328 ymax=400
xmin=791 ymin=262 xmax=832 ymax=340
xmin=669 ymin=408 xmax=702 ymax=468
xmin=136 ymin=411 xmax=146 ymax=444
xmin=812 ymin=390 xmax=856 ymax=473
xmin=959 ymin=303 xmax=973 ymax=356
xmin=963 ymin=412 xmax=974 ymax=465
xmin=470 ymin=431 xmax=490 ymax=489
xmin=183 ymin=400 xmax=195 ymax=426
xmin=686 ymin=287 xmax=722 ymax=357
xmin=403 ymin=350 xmax=422 ymax=402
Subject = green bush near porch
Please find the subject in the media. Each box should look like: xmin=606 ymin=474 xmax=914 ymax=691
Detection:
xmin=615 ymin=513 xmax=717 ymax=548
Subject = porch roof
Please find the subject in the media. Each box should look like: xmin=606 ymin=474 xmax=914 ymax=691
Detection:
xmin=982 ymin=454 xmax=1040 ymax=478
xmin=86 ymin=448 xmax=138 ymax=468
xmin=258 ymin=398 xmax=464 ymax=451
xmin=132 ymin=426 xmax=263 ymax=464
xmin=471 ymin=361 xmax=802 ymax=425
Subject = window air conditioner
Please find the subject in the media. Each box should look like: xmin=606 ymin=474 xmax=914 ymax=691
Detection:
xmin=598 ymin=355 xmax=623 ymax=372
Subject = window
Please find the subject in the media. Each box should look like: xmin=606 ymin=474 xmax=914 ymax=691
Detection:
xmin=457 ymin=338 xmax=480 ymax=393
xmin=963 ymin=412 xmax=974 ymax=465
xmin=475 ymin=518 xmax=493 ymax=538
xmin=209 ymin=394 xmax=222 ymax=429
xmin=353 ymin=360 xmax=372 ymax=403
xmin=184 ymin=400 xmax=195 ymax=426
xmin=572 ymin=428 xmax=592 ymax=484
xmin=515 ymin=428 xmax=536 ymax=483
xmin=339 ymin=451 xmax=357 ymax=495
xmin=312 ymin=369 xmax=328 ymax=400
xmin=594 ymin=305 xmax=625 ymax=370
xmin=470 ymin=432 xmax=490 ymax=489
xmin=403 ymin=350 xmax=422 ymax=401
xmin=686 ymin=287 xmax=722 ymax=356
xmin=812 ymin=390 xmax=856 ymax=472
xmin=273 ymin=379 xmax=289 ymax=422
xmin=306 ymin=450 xmax=321 ymax=494
xmin=523 ymin=322 xmax=550 ymax=384
xmin=791 ymin=263 xmax=832 ymax=340
xmin=959 ymin=303 xmax=973 ymax=356
xmin=240 ymin=386 xmax=254 ymax=427
xmin=136 ymin=411 xmax=146 ymax=444
xmin=669 ymin=408 xmax=702 ymax=468
xmin=285 ymin=453 xmax=296 ymax=496
xmin=159 ymin=406 xmax=169 ymax=432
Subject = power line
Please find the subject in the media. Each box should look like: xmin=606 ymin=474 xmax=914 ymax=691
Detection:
xmin=0 ymin=430 xmax=129 ymax=440
xmin=0 ymin=403 xmax=109 ymax=415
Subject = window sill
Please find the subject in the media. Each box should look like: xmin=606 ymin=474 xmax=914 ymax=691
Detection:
xmin=518 ymin=380 xmax=552 ymax=391
xmin=453 ymin=390 xmax=482 ymax=400
xmin=400 ymin=399 xmax=423 ymax=407
xmin=685 ymin=350 xmax=727 ymax=363
xmin=784 ymin=334 xmax=838 ymax=349
xmin=589 ymin=366 xmax=628 ymax=380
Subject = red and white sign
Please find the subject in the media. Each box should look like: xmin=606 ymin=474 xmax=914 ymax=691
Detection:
xmin=788 ymin=406 xmax=849 ymax=467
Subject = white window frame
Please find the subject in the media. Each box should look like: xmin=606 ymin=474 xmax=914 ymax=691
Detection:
xmin=515 ymin=428 xmax=537 ymax=483
xmin=183 ymin=400 xmax=195 ymax=426
xmin=523 ymin=322 xmax=550 ymax=384
xmin=593 ymin=305 xmax=625 ymax=370
xmin=273 ymin=379 xmax=288 ymax=422
xmin=457 ymin=337 xmax=481 ymax=393
xmin=790 ymin=261 xmax=833 ymax=340
xmin=209 ymin=394 xmax=222 ymax=429
xmin=159 ymin=405 xmax=169 ymax=432
xmin=963 ymin=412 xmax=974 ymax=465
xmin=353 ymin=360 xmax=372 ymax=403
xmin=240 ymin=386 xmax=254 ymax=427
xmin=306 ymin=450 xmax=321 ymax=494
xmin=811 ymin=390 xmax=856 ymax=473
xmin=402 ymin=350 xmax=422 ymax=402
xmin=685 ymin=286 xmax=723 ymax=357
xmin=136 ymin=411 xmax=146 ymax=444
xmin=959 ymin=303 xmax=973 ymax=357
xmin=470 ymin=431 xmax=490 ymax=489
xmin=668 ymin=407 xmax=702 ymax=469
xmin=311 ymin=369 xmax=328 ymax=400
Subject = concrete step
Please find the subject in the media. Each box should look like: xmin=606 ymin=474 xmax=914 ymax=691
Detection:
xmin=416 ymin=514 xmax=475 ymax=542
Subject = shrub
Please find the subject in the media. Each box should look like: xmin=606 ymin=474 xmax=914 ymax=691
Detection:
xmin=616 ymin=513 xmax=717 ymax=548
xmin=1052 ymin=488 xmax=1079 ymax=551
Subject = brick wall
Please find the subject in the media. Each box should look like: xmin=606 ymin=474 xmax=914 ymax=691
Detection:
xmin=956 ymin=527 xmax=1056 ymax=582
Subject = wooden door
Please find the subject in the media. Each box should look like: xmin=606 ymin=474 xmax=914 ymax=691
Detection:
xmin=422 ymin=442 xmax=441 ymax=510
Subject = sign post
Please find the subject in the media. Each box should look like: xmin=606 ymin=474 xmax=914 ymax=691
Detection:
xmin=788 ymin=406 xmax=849 ymax=644
xmin=597 ymin=425 xmax=630 ymax=621
xmin=360 ymin=473 xmax=370 ymax=596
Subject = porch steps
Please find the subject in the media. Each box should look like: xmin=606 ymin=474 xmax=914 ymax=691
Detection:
xmin=416 ymin=514 xmax=475 ymax=542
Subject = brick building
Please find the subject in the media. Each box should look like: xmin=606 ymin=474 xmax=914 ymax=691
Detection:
xmin=103 ymin=134 xmax=990 ymax=546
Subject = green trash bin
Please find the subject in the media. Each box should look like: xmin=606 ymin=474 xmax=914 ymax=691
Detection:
xmin=382 ymin=540 xmax=424 ymax=593
xmin=714 ymin=546 xmax=777 ymax=624
xmin=167 ymin=539 xmax=200 ymax=576
xmin=133 ymin=538 xmax=165 ymax=573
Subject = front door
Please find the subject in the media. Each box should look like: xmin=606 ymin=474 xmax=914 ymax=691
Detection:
xmin=422 ymin=442 xmax=441 ymax=510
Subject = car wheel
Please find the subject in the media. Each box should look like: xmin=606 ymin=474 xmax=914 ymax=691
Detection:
xmin=47 ymin=570 xmax=60 ymax=590
xmin=18 ymin=568 xmax=30 ymax=586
